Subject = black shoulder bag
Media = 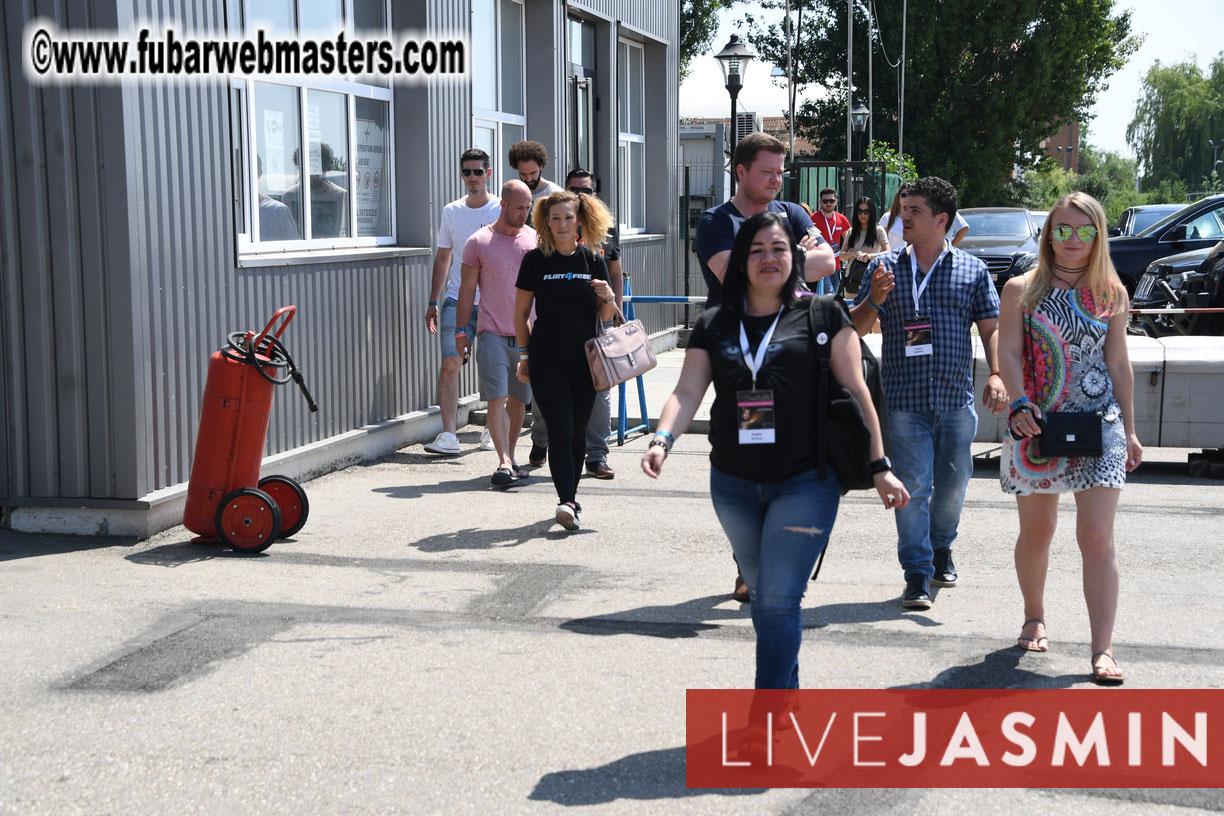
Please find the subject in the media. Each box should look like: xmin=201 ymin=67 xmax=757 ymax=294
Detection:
xmin=1022 ymin=310 xmax=1103 ymax=457
xmin=811 ymin=295 xmax=889 ymax=492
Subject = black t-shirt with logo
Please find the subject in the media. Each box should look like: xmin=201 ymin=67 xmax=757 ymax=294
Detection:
xmin=516 ymin=245 xmax=610 ymax=362
xmin=687 ymin=297 xmax=852 ymax=482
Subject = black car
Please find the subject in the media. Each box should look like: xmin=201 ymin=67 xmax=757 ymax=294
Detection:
xmin=1108 ymin=194 xmax=1224 ymax=292
xmin=957 ymin=207 xmax=1040 ymax=290
xmin=1131 ymin=241 xmax=1224 ymax=336
xmin=1109 ymin=204 xmax=1183 ymax=237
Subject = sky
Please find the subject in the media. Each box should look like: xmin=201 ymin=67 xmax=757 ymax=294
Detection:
xmin=679 ymin=1 xmax=1223 ymax=159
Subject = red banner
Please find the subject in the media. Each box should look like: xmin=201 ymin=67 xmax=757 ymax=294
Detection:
xmin=686 ymin=689 xmax=1224 ymax=788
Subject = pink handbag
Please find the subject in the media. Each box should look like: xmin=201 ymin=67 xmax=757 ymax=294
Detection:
xmin=584 ymin=307 xmax=658 ymax=391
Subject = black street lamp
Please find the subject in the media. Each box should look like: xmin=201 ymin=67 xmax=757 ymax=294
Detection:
xmin=1210 ymin=139 xmax=1222 ymax=176
xmin=850 ymin=102 xmax=870 ymax=162
xmin=714 ymin=34 xmax=756 ymax=195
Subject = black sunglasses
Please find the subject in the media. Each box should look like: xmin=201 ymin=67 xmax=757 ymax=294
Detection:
xmin=821 ymin=198 xmax=836 ymax=204
xmin=857 ymin=208 xmax=871 ymax=214
xmin=567 ymin=186 xmax=593 ymax=194
xmin=461 ymin=168 xmax=486 ymax=177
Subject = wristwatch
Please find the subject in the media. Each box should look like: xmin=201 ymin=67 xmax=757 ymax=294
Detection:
xmin=869 ymin=456 xmax=893 ymax=475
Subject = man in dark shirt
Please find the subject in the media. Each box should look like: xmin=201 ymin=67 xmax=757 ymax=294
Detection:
xmin=694 ymin=132 xmax=836 ymax=306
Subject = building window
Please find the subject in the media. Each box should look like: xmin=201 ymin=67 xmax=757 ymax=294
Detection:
xmin=473 ymin=0 xmax=525 ymax=186
xmin=234 ymin=0 xmax=394 ymax=252
xmin=566 ymin=17 xmax=596 ymax=175
xmin=618 ymin=39 xmax=645 ymax=233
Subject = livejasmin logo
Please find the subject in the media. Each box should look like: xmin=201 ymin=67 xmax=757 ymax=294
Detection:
xmin=685 ymin=690 xmax=1224 ymax=788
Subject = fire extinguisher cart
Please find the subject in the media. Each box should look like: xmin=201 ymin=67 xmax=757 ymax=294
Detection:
xmin=183 ymin=306 xmax=318 ymax=552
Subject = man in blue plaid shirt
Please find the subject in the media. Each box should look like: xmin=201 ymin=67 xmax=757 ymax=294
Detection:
xmin=850 ymin=178 xmax=1008 ymax=609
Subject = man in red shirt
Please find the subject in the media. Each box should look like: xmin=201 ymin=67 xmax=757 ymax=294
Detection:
xmin=812 ymin=186 xmax=851 ymax=252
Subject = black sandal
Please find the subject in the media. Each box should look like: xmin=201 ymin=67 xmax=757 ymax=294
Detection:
xmin=1090 ymin=651 xmax=1124 ymax=685
xmin=1017 ymin=617 xmax=1049 ymax=651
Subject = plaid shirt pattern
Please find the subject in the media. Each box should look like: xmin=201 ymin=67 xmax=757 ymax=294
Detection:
xmin=852 ymin=244 xmax=1000 ymax=412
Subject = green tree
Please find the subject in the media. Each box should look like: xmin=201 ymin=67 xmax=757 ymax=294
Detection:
xmin=870 ymin=139 xmax=917 ymax=180
xmin=1126 ymin=53 xmax=1224 ymax=192
xmin=746 ymin=0 xmax=1138 ymax=205
xmin=681 ymin=0 xmax=739 ymax=80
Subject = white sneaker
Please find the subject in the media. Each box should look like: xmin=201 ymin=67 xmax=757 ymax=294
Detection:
xmin=555 ymin=502 xmax=581 ymax=531
xmin=423 ymin=431 xmax=461 ymax=455
xmin=480 ymin=427 xmax=495 ymax=451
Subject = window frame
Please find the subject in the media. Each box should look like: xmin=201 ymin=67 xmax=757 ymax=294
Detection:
xmin=617 ymin=38 xmax=646 ymax=234
xmin=472 ymin=0 xmax=526 ymax=187
xmin=233 ymin=0 xmax=397 ymax=257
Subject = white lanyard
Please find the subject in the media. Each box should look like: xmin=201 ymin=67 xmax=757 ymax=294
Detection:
xmin=739 ymin=306 xmax=784 ymax=388
xmin=906 ymin=242 xmax=948 ymax=315
xmin=820 ymin=212 xmax=838 ymax=240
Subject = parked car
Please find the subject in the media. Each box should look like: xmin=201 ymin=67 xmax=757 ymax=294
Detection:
xmin=1131 ymin=240 xmax=1224 ymax=337
xmin=957 ymin=207 xmax=1040 ymax=290
xmin=1108 ymin=194 xmax=1224 ymax=293
xmin=1028 ymin=210 xmax=1049 ymax=235
xmin=1109 ymin=204 xmax=1184 ymax=237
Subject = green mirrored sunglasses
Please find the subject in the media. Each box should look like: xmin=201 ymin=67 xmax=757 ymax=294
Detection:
xmin=1051 ymin=224 xmax=1097 ymax=242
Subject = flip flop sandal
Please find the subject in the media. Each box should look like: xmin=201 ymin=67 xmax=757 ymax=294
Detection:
xmin=1090 ymin=651 xmax=1124 ymax=686
xmin=491 ymin=467 xmax=518 ymax=488
xmin=513 ymin=465 xmax=529 ymax=479
xmin=1017 ymin=617 xmax=1049 ymax=651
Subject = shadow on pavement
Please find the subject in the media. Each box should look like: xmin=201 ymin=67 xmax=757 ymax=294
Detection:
xmin=806 ymin=596 xmax=944 ymax=628
xmin=408 ymin=519 xmax=561 ymax=552
xmin=0 ymin=531 xmax=140 ymax=562
xmin=560 ymin=594 xmax=747 ymax=639
xmin=892 ymin=645 xmax=1081 ymax=689
xmin=371 ymin=473 xmax=547 ymax=499
xmin=125 ymin=540 xmax=273 ymax=566
xmin=529 ymin=745 xmax=764 ymax=805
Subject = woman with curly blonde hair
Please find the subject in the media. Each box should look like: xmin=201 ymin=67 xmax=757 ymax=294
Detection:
xmin=997 ymin=191 xmax=1142 ymax=685
xmin=514 ymin=191 xmax=618 ymax=530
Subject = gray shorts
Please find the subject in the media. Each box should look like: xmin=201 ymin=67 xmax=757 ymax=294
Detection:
xmin=476 ymin=332 xmax=532 ymax=403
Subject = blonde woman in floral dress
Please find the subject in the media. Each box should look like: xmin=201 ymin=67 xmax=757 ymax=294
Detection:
xmin=997 ymin=192 xmax=1142 ymax=685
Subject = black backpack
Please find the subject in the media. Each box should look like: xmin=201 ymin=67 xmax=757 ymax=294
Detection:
xmin=808 ymin=294 xmax=890 ymax=492
xmin=807 ymin=294 xmax=889 ymax=581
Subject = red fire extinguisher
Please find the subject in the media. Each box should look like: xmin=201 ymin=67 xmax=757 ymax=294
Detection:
xmin=183 ymin=305 xmax=318 ymax=552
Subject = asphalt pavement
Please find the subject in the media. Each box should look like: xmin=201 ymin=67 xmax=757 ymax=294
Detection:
xmin=2 ymin=349 xmax=1223 ymax=815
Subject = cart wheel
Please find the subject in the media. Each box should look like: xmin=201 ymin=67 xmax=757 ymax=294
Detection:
xmin=258 ymin=475 xmax=309 ymax=538
xmin=215 ymin=488 xmax=282 ymax=553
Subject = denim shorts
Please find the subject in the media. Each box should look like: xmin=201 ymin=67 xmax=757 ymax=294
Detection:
xmin=439 ymin=297 xmax=479 ymax=359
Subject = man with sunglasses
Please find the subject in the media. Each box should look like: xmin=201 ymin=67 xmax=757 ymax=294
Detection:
xmin=423 ymin=148 xmax=502 ymax=455
xmin=849 ymin=176 xmax=1006 ymax=610
xmin=813 ymin=187 xmax=851 ymax=252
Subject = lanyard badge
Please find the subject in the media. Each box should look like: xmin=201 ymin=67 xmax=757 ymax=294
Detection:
xmin=737 ymin=307 xmax=783 ymax=444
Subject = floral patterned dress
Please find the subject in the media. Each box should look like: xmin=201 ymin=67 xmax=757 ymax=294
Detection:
xmin=1001 ymin=286 xmax=1127 ymax=494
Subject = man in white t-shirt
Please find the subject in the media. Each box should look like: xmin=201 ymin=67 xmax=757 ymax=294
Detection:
xmin=455 ymin=181 xmax=538 ymax=486
xmin=423 ymin=148 xmax=502 ymax=455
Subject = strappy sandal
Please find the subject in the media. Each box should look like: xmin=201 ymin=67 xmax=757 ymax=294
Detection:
xmin=1091 ymin=651 xmax=1124 ymax=685
xmin=1017 ymin=617 xmax=1049 ymax=651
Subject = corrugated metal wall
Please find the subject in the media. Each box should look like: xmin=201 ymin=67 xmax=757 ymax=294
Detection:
xmin=1 ymin=0 xmax=137 ymax=501
xmin=2 ymin=0 xmax=679 ymax=506
xmin=118 ymin=0 xmax=469 ymax=495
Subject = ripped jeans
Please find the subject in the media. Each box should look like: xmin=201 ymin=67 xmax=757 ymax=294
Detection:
xmin=888 ymin=406 xmax=978 ymax=581
xmin=710 ymin=466 xmax=841 ymax=689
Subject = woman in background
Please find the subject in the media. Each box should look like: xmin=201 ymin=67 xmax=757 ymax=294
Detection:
xmin=838 ymin=196 xmax=891 ymax=295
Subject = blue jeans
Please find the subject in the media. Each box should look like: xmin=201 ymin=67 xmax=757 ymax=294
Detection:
xmin=888 ymin=406 xmax=978 ymax=580
xmin=710 ymin=466 xmax=841 ymax=689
